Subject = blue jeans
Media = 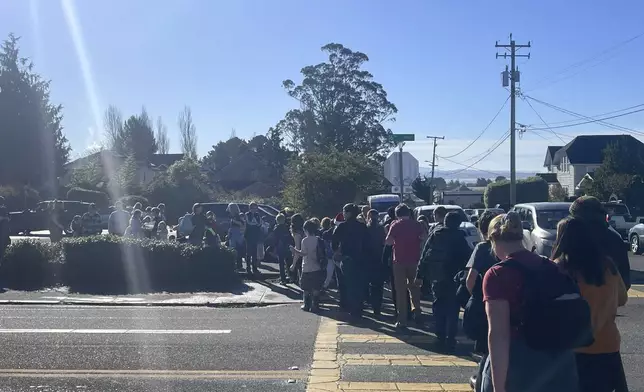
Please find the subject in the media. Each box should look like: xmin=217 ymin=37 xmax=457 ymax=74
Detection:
xmin=431 ymin=280 xmax=459 ymax=341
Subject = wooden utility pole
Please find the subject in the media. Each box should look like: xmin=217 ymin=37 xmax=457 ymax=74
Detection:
xmin=496 ymin=34 xmax=530 ymax=206
xmin=426 ymin=135 xmax=444 ymax=204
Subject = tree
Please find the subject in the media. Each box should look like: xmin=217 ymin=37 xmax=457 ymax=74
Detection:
xmin=446 ymin=179 xmax=461 ymax=190
xmin=113 ymin=108 xmax=157 ymax=161
xmin=155 ymin=116 xmax=170 ymax=154
xmin=495 ymin=176 xmax=507 ymax=183
xmin=104 ymin=105 xmax=124 ymax=150
xmin=412 ymin=176 xmax=433 ymax=204
xmin=178 ymin=106 xmax=198 ymax=159
xmin=475 ymin=178 xmax=491 ymax=187
xmin=69 ymin=150 xmax=108 ymax=191
xmin=0 ymin=34 xmax=71 ymax=190
xmin=549 ymin=184 xmax=568 ymax=202
xmin=282 ymin=150 xmax=382 ymax=218
xmin=202 ymin=137 xmax=249 ymax=172
xmin=277 ymin=43 xmax=397 ymax=159
xmin=113 ymin=154 xmax=141 ymax=195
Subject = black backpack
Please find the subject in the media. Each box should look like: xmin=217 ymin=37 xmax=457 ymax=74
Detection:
xmin=316 ymin=236 xmax=328 ymax=270
xmin=499 ymin=257 xmax=594 ymax=351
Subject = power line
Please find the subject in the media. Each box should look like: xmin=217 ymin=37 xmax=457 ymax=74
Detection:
xmin=524 ymin=95 xmax=644 ymax=134
xmin=441 ymin=95 xmax=510 ymax=159
xmin=520 ymin=96 xmax=567 ymax=143
xmin=525 ymin=103 xmax=644 ymax=126
xmin=440 ymin=132 xmax=510 ymax=176
xmin=460 ymin=130 xmax=511 ymax=163
xmin=528 ymin=128 xmax=574 ymax=141
xmin=525 ymin=31 xmax=644 ymax=92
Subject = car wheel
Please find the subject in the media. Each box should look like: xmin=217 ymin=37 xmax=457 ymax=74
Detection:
xmin=631 ymin=234 xmax=643 ymax=255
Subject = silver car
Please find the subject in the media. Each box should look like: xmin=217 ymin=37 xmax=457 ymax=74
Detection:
xmin=511 ymin=202 xmax=572 ymax=257
xmin=628 ymin=219 xmax=644 ymax=255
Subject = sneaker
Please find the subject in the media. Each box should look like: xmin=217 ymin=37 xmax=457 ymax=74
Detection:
xmin=469 ymin=374 xmax=477 ymax=390
xmin=300 ymin=304 xmax=310 ymax=312
xmin=395 ymin=321 xmax=408 ymax=329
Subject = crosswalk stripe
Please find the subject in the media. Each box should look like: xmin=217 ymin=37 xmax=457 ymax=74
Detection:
xmin=0 ymin=329 xmax=231 ymax=334
xmin=337 ymin=381 xmax=472 ymax=391
xmin=628 ymin=288 xmax=644 ymax=298
xmin=0 ymin=369 xmax=306 ymax=380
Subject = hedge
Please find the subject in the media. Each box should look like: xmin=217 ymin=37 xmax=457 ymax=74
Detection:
xmin=0 ymin=237 xmax=239 ymax=294
xmin=66 ymin=188 xmax=110 ymax=208
xmin=484 ymin=176 xmax=549 ymax=210
xmin=0 ymin=185 xmax=40 ymax=211
xmin=117 ymin=195 xmax=149 ymax=209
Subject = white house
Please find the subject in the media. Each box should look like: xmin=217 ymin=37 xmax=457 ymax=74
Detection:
xmin=541 ymin=134 xmax=643 ymax=197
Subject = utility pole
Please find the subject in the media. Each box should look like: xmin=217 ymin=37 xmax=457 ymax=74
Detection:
xmin=426 ymin=135 xmax=445 ymax=204
xmin=496 ymin=34 xmax=530 ymax=206
xmin=398 ymin=143 xmax=405 ymax=202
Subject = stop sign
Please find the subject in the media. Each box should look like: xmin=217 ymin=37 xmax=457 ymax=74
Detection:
xmin=384 ymin=151 xmax=419 ymax=186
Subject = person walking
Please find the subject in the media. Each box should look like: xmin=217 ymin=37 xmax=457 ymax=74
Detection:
xmin=417 ymin=211 xmax=471 ymax=346
xmin=365 ymin=209 xmax=385 ymax=317
xmin=321 ymin=217 xmax=336 ymax=289
xmin=204 ymin=211 xmax=220 ymax=247
xmin=553 ymin=217 xmax=629 ymax=392
xmin=81 ymin=203 xmax=102 ymax=236
xmin=290 ymin=219 xmax=325 ymax=312
xmin=124 ymin=210 xmax=144 ymax=238
xmin=332 ymin=203 xmax=370 ymax=318
xmin=569 ymin=196 xmax=631 ymax=289
xmin=464 ymin=210 xmax=499 ymax=391
xmin=272 ymin=214 xmax=293 ymax=284
xmin=290 ymin=214 xmax=305 ymax=283
xmin=481 ymin=212 xmax=579 ymax=392
xmin=188 ymin=203 xmax=206 ymax=246
xmin=385 ymin=204 xmax=424 ymax=328
xmin=48 ymin=201 xmax=65 ymax=243
xmin=0 ymin=197 xmax=11 ymax=263
xmin=108 ymin=201 xmax=130 ymax=236
xmin=244 ymin=202 xmax=263 ymax=275
xmin=227 ymin=203 xmax=246 ymax=270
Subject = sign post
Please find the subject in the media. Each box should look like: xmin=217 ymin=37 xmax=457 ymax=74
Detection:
xmin=386 ymin=134 xmax=417 ymax=202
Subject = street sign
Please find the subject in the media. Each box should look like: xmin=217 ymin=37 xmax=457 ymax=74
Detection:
xmin=392 ymin=134 xmax=415 ymax=143
xmin=391 ymin=185 xmax=413 ymax=194
xmin=384 ymin=151 xmax=419 ymax=187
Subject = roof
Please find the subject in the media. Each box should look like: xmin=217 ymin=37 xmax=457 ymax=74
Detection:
xmin=149 ymin=154 xmax=184 ymax=168
xmin=416 ymin=204 xmax=463 ymax=211
xmin=552 ymin=135 xmax=643 ymax=165
xmin=535 ymin=173 xmax=559 ymax=183
xmin=543 ymin=146 xmax=563 ymax=167
xmin=515 ymin=202 xmax=572 ymax=210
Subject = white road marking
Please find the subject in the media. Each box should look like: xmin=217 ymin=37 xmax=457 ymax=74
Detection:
xmin=0 ymin=329 xmax=231 ymax=334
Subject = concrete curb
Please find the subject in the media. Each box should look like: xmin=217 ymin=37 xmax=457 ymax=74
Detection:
xmin=0 ymin=299 xmax=301 ymax=307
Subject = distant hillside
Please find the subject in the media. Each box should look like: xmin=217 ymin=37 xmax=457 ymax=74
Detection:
xmin=419 ymin=168 xmax=536 ymax=182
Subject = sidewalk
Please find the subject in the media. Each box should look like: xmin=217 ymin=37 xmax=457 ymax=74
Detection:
xmin=0 ymin=281 xmax=302 ymax=307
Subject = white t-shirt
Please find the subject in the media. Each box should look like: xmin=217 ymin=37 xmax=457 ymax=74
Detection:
xmin=300 ymin=235 xmax=322 ymax=273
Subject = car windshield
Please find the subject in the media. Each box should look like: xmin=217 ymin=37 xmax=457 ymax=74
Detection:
xmin=419 ymin=208 xmax=467 ymax=224
xmin=604 ymin=204 xmax=629 ymax=216
xmin=536 ymin=209 xmax=570 ymax=230
xmin=370 ymin=201 xmax=400 ymax=213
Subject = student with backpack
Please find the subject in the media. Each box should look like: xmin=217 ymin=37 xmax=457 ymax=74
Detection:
xmin=553 ymin=217 xmax=629 ymax=392
xmin=482 ymin=212 xmax=589 ymax=392
xmin=290 ymin=219 xmax=326 ymax=312
xmin=416 ymin=211 xmax=471 ymax=350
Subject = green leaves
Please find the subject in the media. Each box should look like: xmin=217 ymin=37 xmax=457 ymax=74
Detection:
xmin=277 ymin=43 xmax=397 ymax=159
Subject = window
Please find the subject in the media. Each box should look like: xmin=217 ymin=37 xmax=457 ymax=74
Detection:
xmin=561 ymin=155 xmax=570 ymax=172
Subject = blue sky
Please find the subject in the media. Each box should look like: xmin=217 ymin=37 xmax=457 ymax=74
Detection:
xmin=1 ymin=0 xmax=643 ymax=174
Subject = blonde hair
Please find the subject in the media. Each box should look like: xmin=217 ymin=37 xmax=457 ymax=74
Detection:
xmin=488 ymin=211 xmax=524 ymax=243
xmin=227 ymin=203 xmax=240 ymax=216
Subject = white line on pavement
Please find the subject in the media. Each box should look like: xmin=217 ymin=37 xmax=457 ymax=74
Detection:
xmin=0 ymin=329 xmax=231 ymax=334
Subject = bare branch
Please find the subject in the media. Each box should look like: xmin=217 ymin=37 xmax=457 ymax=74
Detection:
xmin=103 ymin=105 xmax=124 ymax=150
xmin=177 ymin=106 xmax=198 ymax=159
xmin=155 ymin=116 xmax=170 ymax=154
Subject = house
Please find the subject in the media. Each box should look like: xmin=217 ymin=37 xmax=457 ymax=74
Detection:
xmin=542 ymin=134 xmax=644 ymax=197
xmin=535 ymin=172 xmax=560 ymax=190
xmin=62 ymin=151 xmax=184 ymax=187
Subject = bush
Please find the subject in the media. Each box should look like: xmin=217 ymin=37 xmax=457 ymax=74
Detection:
xmin=0 ymin=185 xmax=40 ymax=211
xmin=484 ymin=177 xmax=549 ymax=210
xmin=62 ymin=236 xmax=238 ymax=294
xmin=66 ymin=187 xmax=110 ymax=208
xmin=117 ymin=195 xmax=149 ymax=209
xmin=0 ymin=239 xmax=62 ymax=290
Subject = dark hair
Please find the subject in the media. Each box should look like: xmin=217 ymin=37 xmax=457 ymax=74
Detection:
xmin=303 ymin=220 xmax=318 ymax=235
xmin=291 ymin=213 xmax=305 ymax=233
xmin=434 ymin=206 xmax=447 ymax=220
xmin=552 ymin=217 xmax=615 ymax=286
xmin=387 ymin=206 xmax=396 ymax=219
xmin=444 ymin=211 xmax=462 ymax=229
xmin=478 ymin=210 xmax=498 ymax=238
xmin=321 ymin=217 xmax=332 ymax=230
xmin=417 ymin=215 xmax=428 ymax=222
xmin=395 ymin=203 xmax=411 ymax=218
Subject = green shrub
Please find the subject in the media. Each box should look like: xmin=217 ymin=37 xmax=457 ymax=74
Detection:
xmin=66 ymin=188 xmax=110 ymax=208
xmin=62 ymin=236 xmax=238 ymax=294
xmin=0 ymin=239 xmax=62 ymax=290
xmin=117 ymin=195 xmax=149 ymax=209
xmin=484 ymin=177 xmax=549 ymax=210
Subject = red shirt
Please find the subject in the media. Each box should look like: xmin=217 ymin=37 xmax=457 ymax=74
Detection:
xmin=482 ymin=249 xmax=560 ymax=337
xmin=387 ymin=218 xmax=424 ymax=265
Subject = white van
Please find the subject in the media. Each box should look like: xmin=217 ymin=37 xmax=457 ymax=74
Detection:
xmin=367 ymin=194 xmax=401 ymax=222
xmin=413 ymin=205 xmax=481 ymax=249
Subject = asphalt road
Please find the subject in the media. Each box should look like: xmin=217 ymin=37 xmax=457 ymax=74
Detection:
xmin=0 ymin=305 xmax=317 ymax=392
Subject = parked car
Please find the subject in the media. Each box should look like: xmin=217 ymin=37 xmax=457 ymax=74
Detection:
xmin=192 ymin=202 xmax=276 ymax=240
xmin=468 ymin=207 xmax=505 ymax=223
xmin=8 ymin=200 xmax=99 ymax=235
xmin=413 ymin=205 xmax=480 ymax=249
xmin=603 ymin=201 xmax=638 ymax=240
xmin=628 ymin=219 xmax=644 ymax=255
xmin=511 ymin=202 xmax=572 ymax=257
